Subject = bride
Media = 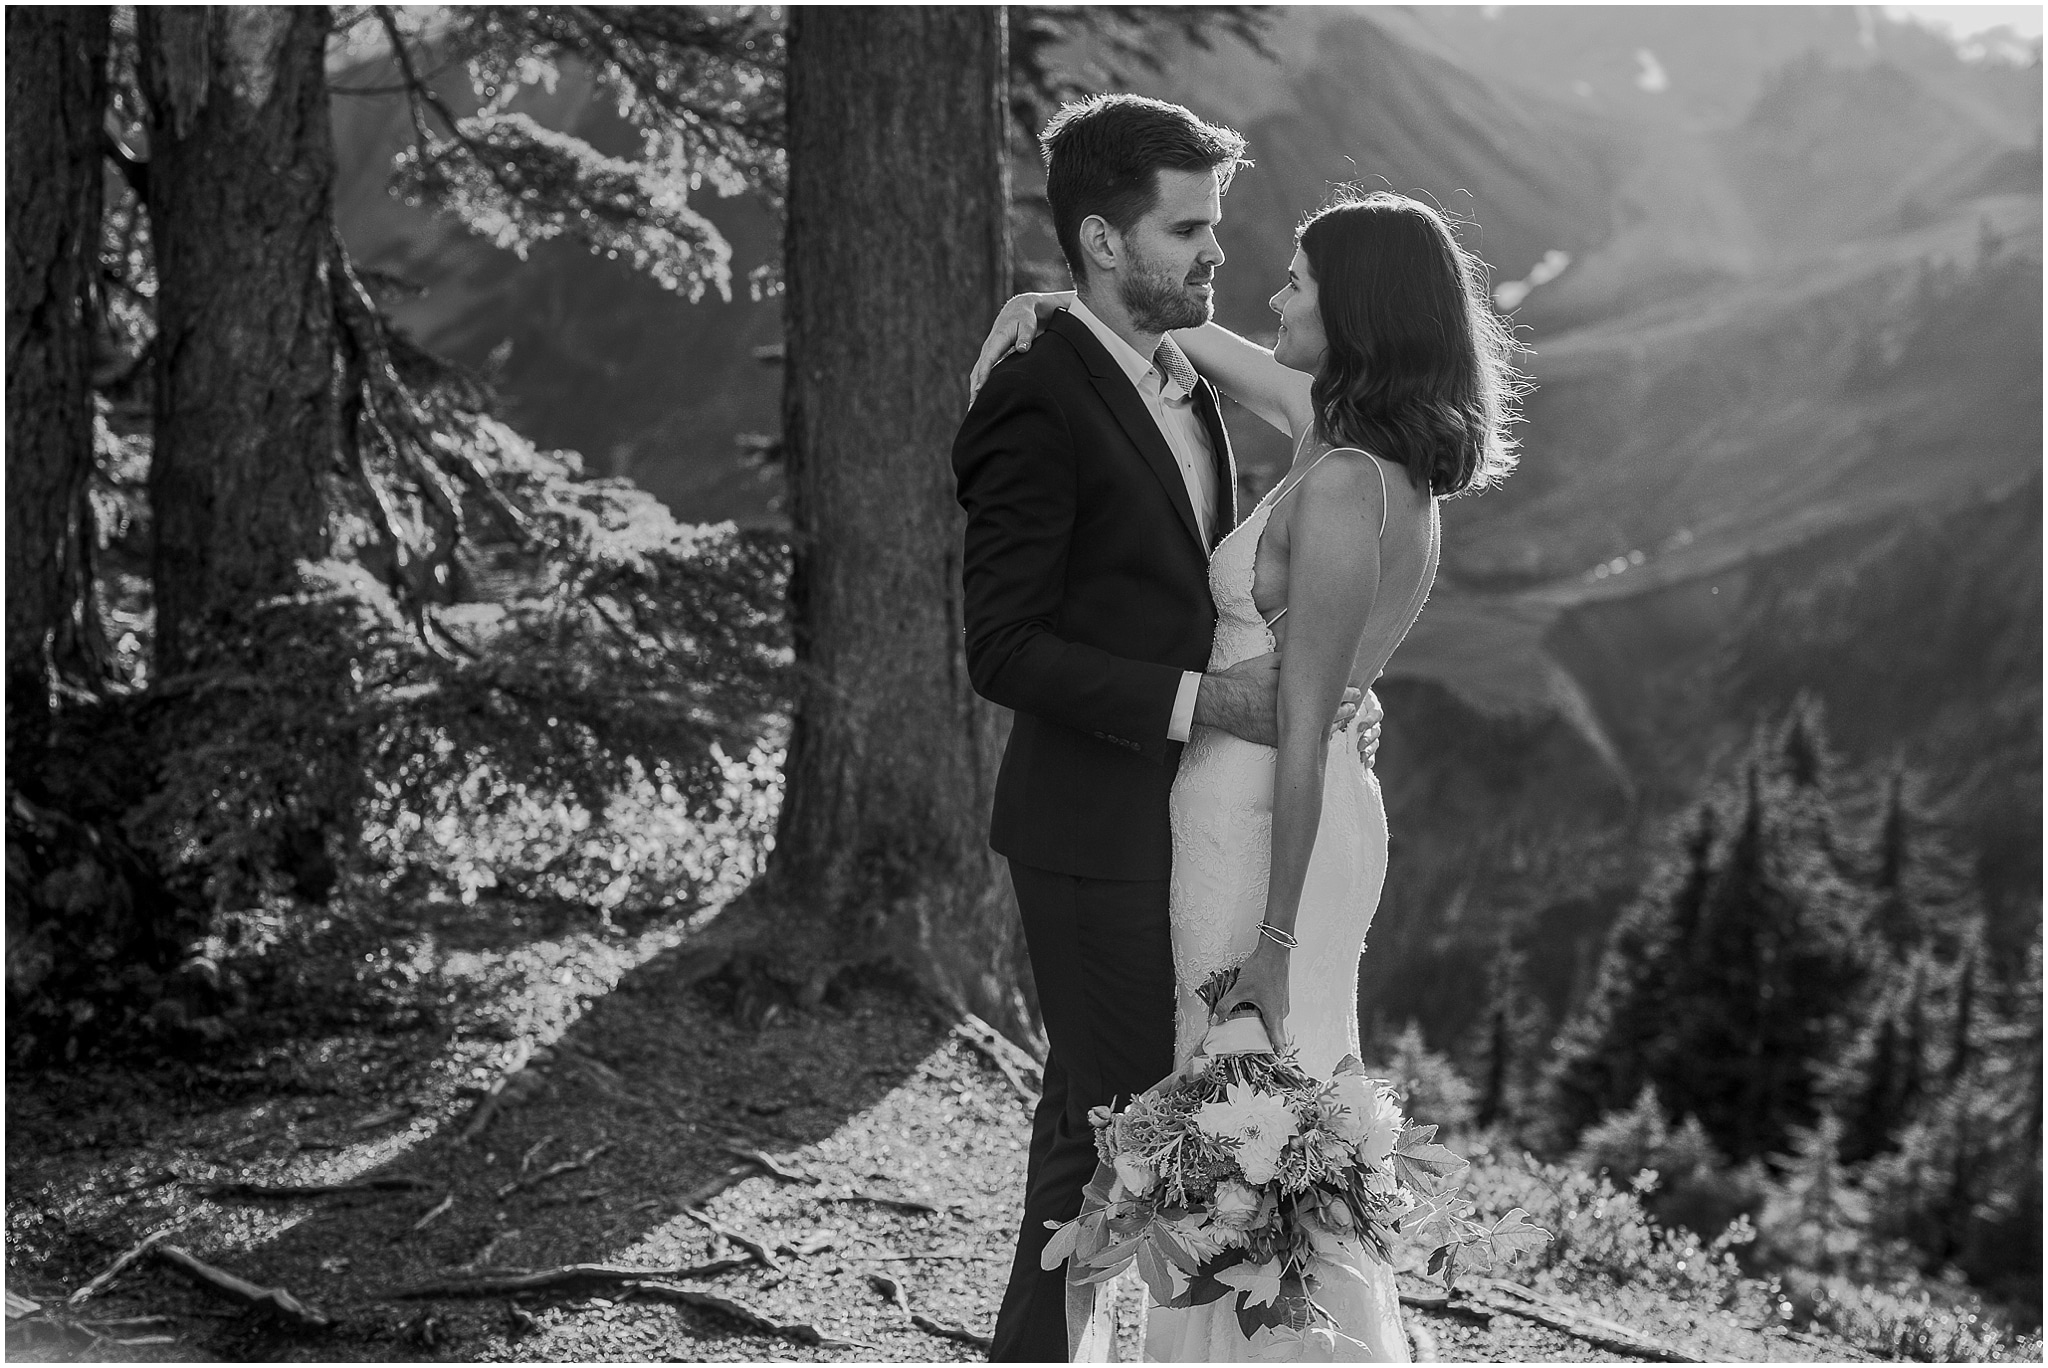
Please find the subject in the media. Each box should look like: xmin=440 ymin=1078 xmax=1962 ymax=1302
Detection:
xmin=973 ymin=189 xmax=1523 ymax=1360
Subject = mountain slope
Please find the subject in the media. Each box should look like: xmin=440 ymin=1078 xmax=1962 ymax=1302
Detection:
xmin=328 ymin=9 xmax=2043 ymax=1042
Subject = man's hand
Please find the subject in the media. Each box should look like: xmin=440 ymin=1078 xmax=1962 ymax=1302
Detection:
xmin=1193 ymin=652 xmax=1361 ymax=749
xmin=1356 ymin=688 xmax=1383 ymax=770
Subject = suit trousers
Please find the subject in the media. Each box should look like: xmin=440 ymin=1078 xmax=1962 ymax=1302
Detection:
xmin=989 ymin=860 xmax=1177 ymax=1362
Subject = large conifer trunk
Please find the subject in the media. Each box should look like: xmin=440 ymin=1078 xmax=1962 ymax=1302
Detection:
xmin=138 ymin=6 xmax=336 ymax=673
xmin=768 ymin=7 xmax=1032 ymax=1042
xmin=5 ymin=8 xmax=110 ymax=748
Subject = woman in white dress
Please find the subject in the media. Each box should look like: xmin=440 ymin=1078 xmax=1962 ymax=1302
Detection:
xmin=977 ymin=189 xmax=1523 ymax=1360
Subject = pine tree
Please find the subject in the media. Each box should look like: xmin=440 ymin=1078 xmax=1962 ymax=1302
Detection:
xmin=1947 ymin=925 xmax=1981 ymax=1084
xmin=1757 ymin=1113 xmax=1869 ymax=1272
xmin=1870 ymin=766 xmax=1923 ymax=950
xmin=5 ymin=7 xmax=111 ymax=751
xmin=1661 ymin=746 xmax=1871 ymax=1163
xmin=1468 ymin=933 xmax=1548 ymax=1132
xmin=1540 ymin=801 xmax=1716 ymax=1150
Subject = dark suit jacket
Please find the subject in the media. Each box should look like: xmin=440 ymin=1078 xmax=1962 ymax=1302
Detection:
xmin=952 ymin=309 xmax=1238 ymax=880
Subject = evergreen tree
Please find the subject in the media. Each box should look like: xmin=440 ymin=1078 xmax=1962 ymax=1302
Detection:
xmin=1539 ymin=800 xmax=1717 ymax=1150
xmin=1660 ymin=748 xmax=1871 ymax=1162
xmin=1870 ymin=766 xmax=1923 ymax=950
xmin=1756 ymin=1113 xmax=1870 ymax=1272
xmin=1468 ymin=932 xmax=1548 ymax=1132
xmin=1371 ymin=1021 xmax=1478 ymax=1132
xmin=1544 ymin=708 xmax=1874 ymax=1164
xmin=138 ymin=6 xmax=343 ymax=672
xmin=5 ymin=7 xmax=112 ymax=751
xmin=1947 ymin=923 xmax=1981 ymax=1084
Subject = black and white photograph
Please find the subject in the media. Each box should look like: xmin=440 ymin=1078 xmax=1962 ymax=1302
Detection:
xmin=5 ymin=4 xmax=2041 ymax=1363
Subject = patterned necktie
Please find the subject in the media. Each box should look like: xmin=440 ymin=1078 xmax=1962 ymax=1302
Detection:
xmin=1154 ymin=335 xmax=1199 ymax=402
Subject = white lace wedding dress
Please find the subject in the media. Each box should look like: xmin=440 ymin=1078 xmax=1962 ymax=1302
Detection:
xmin=1148 ymin=442 xmax=1438 ymax=1362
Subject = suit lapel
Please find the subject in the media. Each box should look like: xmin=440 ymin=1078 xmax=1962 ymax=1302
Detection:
xmin=1195 ymin=378 xmax=1238 ymax=547
xmin=1048 ymin=311 xmax=1207 ymax=555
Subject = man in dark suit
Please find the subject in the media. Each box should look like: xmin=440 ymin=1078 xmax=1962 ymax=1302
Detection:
xmin=953 ymin=95 xmax=1372 ymax=1360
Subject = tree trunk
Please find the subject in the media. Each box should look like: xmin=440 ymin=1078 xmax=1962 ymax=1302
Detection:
xmin=5 ymin=7 xmax=110 ymax=756
xmin=138 ymin=6 xmax=336 ymax=673
xmin=763 ymin=7 xmax=1033 ymax=1044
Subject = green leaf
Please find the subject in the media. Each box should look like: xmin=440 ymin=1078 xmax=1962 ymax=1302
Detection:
xmin=1393 ymin=1138 xmax=1468 ymax=1191
xmin=1151 ymin=1220 xmax=1206 ymax=1275
xmin=1483 ymin=1207 xmax=1552 ymax=1266
xmin=1213 ymin=1258 xmax=1286 ymax=1308
xmin=1136 ymin=1239 xmax=1190 ymax=1307
xmin=1040 ymin=1217 xmax=1084 ymax=1272
xmin=1399 ymin=1187 xmax=1470 ymax=1250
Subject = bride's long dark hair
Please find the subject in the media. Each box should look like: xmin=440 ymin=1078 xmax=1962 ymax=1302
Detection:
xmin=1299 ymin=190 xmax=1525 ymax=497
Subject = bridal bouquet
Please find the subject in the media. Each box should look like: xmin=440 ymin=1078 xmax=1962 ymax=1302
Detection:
xmin=1042 ymin=976 xmax=1548 ymax=1343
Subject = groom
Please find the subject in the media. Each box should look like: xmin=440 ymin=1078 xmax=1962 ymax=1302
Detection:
xmin=952 ymin=95 xmax=1375 ymax=1360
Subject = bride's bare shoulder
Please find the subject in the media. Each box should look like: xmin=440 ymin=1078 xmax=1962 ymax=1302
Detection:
xmin=1297 ymin=447 xmax=1390 ymax=514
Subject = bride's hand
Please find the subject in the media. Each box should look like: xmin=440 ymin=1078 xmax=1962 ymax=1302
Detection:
xmin=1217 ymin=941 xmax=1291 ymax=1051
xmin=968 ymin=291 xmax=1075 ymax=401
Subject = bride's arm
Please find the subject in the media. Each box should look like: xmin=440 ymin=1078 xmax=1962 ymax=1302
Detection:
xmin=968 ymin=296 xmax=1316 ymax=445
xmin=1170 ymin=323 xmax=1313 ymax=441
xmin=1216 ymin=452 xmax=1384 ymax=1044
xmin=968 ymin=292 xmax=1074 ymax=400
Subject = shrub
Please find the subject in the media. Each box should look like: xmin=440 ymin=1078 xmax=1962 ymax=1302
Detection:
xmin=1572 ymin=1084 xmax=1770 ymax=1242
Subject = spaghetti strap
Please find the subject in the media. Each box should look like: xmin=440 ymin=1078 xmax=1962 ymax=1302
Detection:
xmin=1262 ymin=447 xmax=1390 ymax=629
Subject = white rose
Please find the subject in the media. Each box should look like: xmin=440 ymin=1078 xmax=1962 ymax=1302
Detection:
xmin=1211 ymin=1179 xmax=1262 ymax=1228
xmin=1112 ymin=1152 xmax=1156 ymax=1198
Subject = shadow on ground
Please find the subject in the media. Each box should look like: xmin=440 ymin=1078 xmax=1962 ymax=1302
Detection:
xmin=6 ymin=897 xmax=1020 ymax=1362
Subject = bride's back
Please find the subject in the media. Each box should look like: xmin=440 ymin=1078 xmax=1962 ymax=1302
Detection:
xmin=1255 ymin=444 xmax=1440 ymax=690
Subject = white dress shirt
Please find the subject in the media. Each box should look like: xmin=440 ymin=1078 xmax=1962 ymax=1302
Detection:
xmin=1067 ymin=298 xmax=1216 ymax=743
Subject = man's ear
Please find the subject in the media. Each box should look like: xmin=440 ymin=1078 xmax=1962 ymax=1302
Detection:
xmin=1078 ymin=214 xmax=1120 ymax=274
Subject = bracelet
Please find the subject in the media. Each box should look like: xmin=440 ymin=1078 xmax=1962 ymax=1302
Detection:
xmin=1257 ymin=922 xmax=1298 ymax=950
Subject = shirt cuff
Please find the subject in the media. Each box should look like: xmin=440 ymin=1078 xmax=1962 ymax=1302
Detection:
xmin=1168 ymin=670 xmax=1202 ymax=743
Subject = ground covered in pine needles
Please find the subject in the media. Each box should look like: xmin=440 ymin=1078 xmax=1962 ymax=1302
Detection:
xmin=6 ymin=899 xmax=1885 ymax=1363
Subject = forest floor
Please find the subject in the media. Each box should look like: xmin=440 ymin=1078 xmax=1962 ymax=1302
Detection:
xmin=7 ymin=897 xmax=1875 ymax=1364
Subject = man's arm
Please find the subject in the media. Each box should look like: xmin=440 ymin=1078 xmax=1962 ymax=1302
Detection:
xmin=953 ymin=365 xmax=1185 ymax=762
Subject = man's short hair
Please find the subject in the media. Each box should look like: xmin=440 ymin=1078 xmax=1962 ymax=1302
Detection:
xmin=1039 ymin=94 xmax=1249 ymax=284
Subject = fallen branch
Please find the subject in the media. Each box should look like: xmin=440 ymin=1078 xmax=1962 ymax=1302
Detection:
xmin=378 ymin=1260 xmax=751 ymax=1300
xmin=778 ymin=1232 xmax=837 ymax=1259
xmin=675 ymin=1163 xmax=754 ymax=1209
xmin=199 ymin=1177 xmax=435 ymax=1199
xmin=518 ymin=1134 xmax=556 ymax=1177
xmin=68 ymin=1231 xmax=169 ymax=1305
xmin=913 ymin=1312 xmax=995 ymax=1352
xmin=71 ymin=1315 xmax=174 ymax=1330
xmin=679 ymin=1207 xmax=780 ymax=1269
xmin=410 ymin=1195 xmax=455 ymax=1232
xmin=495 ymin=1141 xmax=612 ymax=1199
xmin=457 ymin=1040 xmax=534 ymax=1146
xmin=952 ymin=1014 xmax=1041 ymax=1105
xmin=1475 ymin=1280 xmax=1700 ymax=1363
xmin=723 ymin=1145 xmax=817 ymax=1185
xmin=628 ymin=1282 xmax=875 ymax=1352
xmin=1398 ymin=1288 xmax=1492 ymax=1324
xmin=351 ymin=1104 xmax=411 ymax=1131
xmin=867 ymin=1267 xmax=995 ymax=1353
xmin=809 ymin=1189 xmax=941 ymax=1215
xmin=153 ymin=1244 xmax=331 ymax=1330
xmin=1405 ymin=1317 xmax=1440 ymax=1362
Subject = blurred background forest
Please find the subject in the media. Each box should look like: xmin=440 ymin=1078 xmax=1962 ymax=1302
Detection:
xmin=5 ymin=3 xmax=2040 ymax=1359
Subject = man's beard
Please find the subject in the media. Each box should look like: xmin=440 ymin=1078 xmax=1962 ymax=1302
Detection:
xmin=1119 ymin=248 xmax=1213 ymax=333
